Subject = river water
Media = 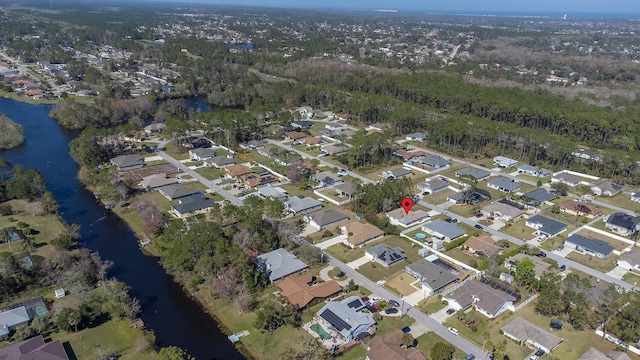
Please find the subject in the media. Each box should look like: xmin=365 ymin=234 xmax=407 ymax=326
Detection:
xmin=0 ymin=97 xmax=244 ymax=360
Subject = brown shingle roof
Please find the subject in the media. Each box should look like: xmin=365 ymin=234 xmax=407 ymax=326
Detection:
xmin=285 ymin=131 xmax=308 ymax=140
xmin=0 ymin=335 xmax=69 ymax=360
xmin=301 ymin=136 xmax=321 ymax=145
xmin=276 ymin=273 xmax=341 ymax=309
xmin=342 ymin=222 xmax=385 ymax=246
xmin=559 ymin=200 xmax=602 ymax=217
xmin=465 ymin=235 xmax=501 ymax=257
xmin=225 ymin=164 xmax=254 ymax=177
xmin=367 ymin=329 xmax=427 ymax=360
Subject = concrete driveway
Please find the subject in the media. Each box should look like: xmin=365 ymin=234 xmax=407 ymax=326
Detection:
xmin=346 ymin=255 xmax=371 ymax=269
xmin=606 ymin=265 xmax=629 ymax=280
xmin=317 ymin=235 xmax=347 ymax=250
xmin=404 ymin=288 xmax=428 ymax=306
xmin=431 ymin=306 xmax=457 ymax=324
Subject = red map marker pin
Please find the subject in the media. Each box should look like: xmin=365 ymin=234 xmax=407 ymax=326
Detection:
xmin=401 ymin=197 xmax=414 ymax=214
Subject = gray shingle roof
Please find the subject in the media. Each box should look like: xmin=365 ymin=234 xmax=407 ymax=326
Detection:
xmin=317 ymin=296 xmax=375 ymax=340
xmin=307 ymin=209 xmax=349 ymax=227
xmin=284 ymin=196 xmax=322 ymax=214
xmin=365 ymin=244 xmax=406 ymax=267
xmin=406 ymin=259 xmax=458 ymax=292
xmin=158 ymin=184 xmax=200 ymax=200
xmin=526 ymin=215 xmax=567 ymax=237
xmin=488 ymin=177 xmax=521 ymax=192
xmin=0 ymin=335 xmax=69 ymax=360
xmin=422 ymin=219 xmax=466 ymax=240
xmin=450 ymin=280 xmax=516 ymax=316
xmin=501 ymin=317 xmax=563 ymax=352
xmin=456 ymin=168 xmax=490 ymax=181
xmin=419 ymin=155 xmax=450 ymax=168
xmin=565 ymin=234 xmax=614 ymax=257
xmin=171 ymin=194 xmax=216 ymax=215
xmin=257 ymin=248 xmax=308 ymax=282
xmin=522 ymin=188 xmax=556 ymax=204
xmin=606 ymin=213 xmax=638 ymax=231
xmin=110 ymin=154 xmax=143 ymax=168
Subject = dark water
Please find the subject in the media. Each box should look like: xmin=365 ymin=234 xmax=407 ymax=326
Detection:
xmin=0 ymin=97 xmax=244 ymax=360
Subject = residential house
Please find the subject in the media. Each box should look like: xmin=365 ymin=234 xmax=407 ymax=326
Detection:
xmin=552 ymin=173 xmax=584 ymax=187
xmin=301 ymin=136 xmax=323 ymax=147
xmin=314 ymin=171 xmax=343 ymax=188
xmin=559 ymin=200 xmax=602 ymax=218
xmin=417 ymin=155 xmax=451 ymax=169
xmin=204 ymin=156 xmax=235 ymax=168
xmin=324 ymin=123 xmax=344 ymax=132
xmin=405 ymin=132 xmax=427 ymax=142
xmin=394 ymin=149 xmax=425 ymax=162
xmin=144 ymin=122 xmax=166 ymax=134
xmin=448 ymin=279 xmax=516 ymax=319
xmin=382 ymin=168 xmax=413 ymax=180
xmin=604 ymin=213 xmax=638 ymax=236
xmin=258 ymin=186 xmax=288 ymax=200
xmin=455 ymin=168 xmax=491 ymax=181
xmin=297 ymin=106 xmax=313 ymax=118
xmin=463 ymin=235 xmax=501 ymax=258
xmin=564 ymin=234 xmax=614 ymax=259
xmin=341 ymin=222 xmax=385 ymax=248
xmin=110 ymin=154 xmax=144 ymax=171
xmin=158 ymin=184 xmax=200 ymax=201
xmin=284 ymin=196 xmax=323 ymax=215
xmin=517 ymin=164 xmax=550 ymax=177
xmin=525 ymin=215 xmax=568 ymax=238
xmin=225 ymin=164 xmax=254 ymax=179
xmin=239 ymin=139 xmax=266 ymax=150
xmin=333 ymin=181 xmax=357 ymax=199
xmin=276 ymin=273 xmax=341 ymax=310
xmin=367 ymin=329 xmax=426 ymax=360
xmin=257 ymin=248 xmax=308 ymax=283
xmin=188 ymin=148 xmax=215 ymax=161
xmin=291 ymin=120 xmax=315 ymax=129
xmin=366 ymin=123 xmax=387 ymax=132
xmin=422 ymin=219 xmax=467 ymax=242
xmin=417 ymin=178 xmax=449 ymax=194
xmin=0 ymin=335 xmax=69 ymax=360
xmin=365 ymin=244 xmax=406 ymax=268
xmin=631 ymin=192 xmax=640 ymax=203
xmin=386 ymin=207 xmax=431 ymax=228
xmin=505 ymin=253 xmax=552 ymax=280
xmin=481 ymin=200 xmax=525 ymax=222
xmin=317 ymin=296 xmax=375 ymax=342
xmin=405 ymin=258 xmax=458 ymax=295
xmin=171 ymin=194 xmax=216 ymax=218
xmin=521 ymin=188 xmax=556 ymax=207
xmin=617 ymin=247 xmax=640 ymax=271
xmin=284 ymin=131 xmax=308 ymax=141
xmin=487 ymin=177 xmax=521 ymax=193
xmin=578 ymin=348 xmax=632 ymax=360
xmin=139 ymin=173 xmax=177 ymax=190
xmin=0 ymin=306 xmax=30 ymax=340
xmin=448 ymin=190 xmax=491 ymax=205
xmin=501 ymin=317 xmax=563 ymax=353
xmin=334 ymin=128 xmax=357 ymax=140
xmin=321 ymin=144 xmax=349 ymax=155
xmin=239 ymin=171 xmax=278 ymax=189
xmin=590 ymin=179 xmax=623 ymax=197
xmin=493 ymin=156 xmax=518 ymax=168
xmin=305 ymin=209 xmax=349 ymax=230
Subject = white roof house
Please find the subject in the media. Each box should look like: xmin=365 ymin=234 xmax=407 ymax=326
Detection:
xmin=493 ymin=156 xmax=518 ymax=168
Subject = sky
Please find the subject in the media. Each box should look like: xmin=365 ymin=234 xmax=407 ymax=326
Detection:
xmin=198 ymin=0 xmax=640 ymax=16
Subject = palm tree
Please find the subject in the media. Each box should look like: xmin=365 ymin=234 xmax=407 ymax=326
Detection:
xmin=0 ymin=228 xmax=12 ymax=252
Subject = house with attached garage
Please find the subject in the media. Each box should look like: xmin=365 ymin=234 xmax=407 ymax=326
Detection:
xmin=276 ymin=273 xmax=341 ymax=310
xmin=617 ymin=247 xmax=640 ymax=271
xmin=305 ymin=208 xmax=349 ymax=230
xmin=551 ymin=172 xmax=584 ymax=187
xmin=493 ymin=156 xmax=518 ymax=168
xmin=525 ymin=215 xmax=568 ymax=239
xmin=204 ymin=156 xmax=235 ymax=168
xmin=422 ymin=219 xmax=467 ymax=242
xmin=448 ymin=279 xmax=517 ymax=319
xmin=110 ymin=154 xmax=144 ymax=171
xmin=258 ymin=186 xmax=288 ymax=200
xmin=317 ymin=296 xmax=375 ymax=342
xmin=505 ymin=253 xmax=552 ymax=280
xmin=0 ymin=335 xmax=70 ymax=359
xmin=405 ymin=132 xmax=427 ymax=142
xmin=313 ymin=171 xmax=343 ymax=188
xmin=333 ymin=181 xmax=357 ymax=200
xmin=171 ymin=194 xmax=216 ymax=218
xmin=405 ymin=258 xmax=458 ymax=295
xmin=158 ymin=184 xmax=201 ymax=201
xmin=340 ymin=221 xmax=385 ymax=248
xmin=256 ymin=248 xmax=308 ymax=283
xmin=188 ymin=148 xmax=215 ymax=161
xmin=482 ymin=199 xmax=525 ymax=222
xmin=521 ymin=187 xmax=556 ymax=207
xmin=631 ymin=192 xmax=640 ymax=203
xmin=487 ymin=177 xmax=521 ymax=193
xmin=463 ymin=235 xmax=502 ymax=258
xmin=501 ymin=317 xmax=563 ymax=353
xmin=455 ymin=168 xmax=491 ymax=182
xmin=559 ymin=200 xmax=602 ymax=219
xmin=418 ymin=178 xmax=450 ymax=194
xmin=284 ymin=196 xmax=322 ymax=215
xmin=365 ymin=244 xmax=406 ymax=268
xmin=604 ymin=213 xmax=639 ymax=236
xmin=517 ymin=164 xmax=550 ymax=177
xmin=367 ymin=328 xmax=427 ymax=360
xmin=564 ymin=234 xmax=614 ymax=259
xmin=416 ymin=154 xmax=451 ymax=169
xmin=394 ymin=149 xmax=425 ymax=162
xmin=291 ymin=120 xmax=315 ymax=129
xmin=385 ymin=207 xmax=431 ymax=228
xmin=590 ymin=179 xmax=623 ymax=197
xmin=0 ymin=306 xmax=30 ymax=340
xmin=382 ymin=167 xmax=413 ymax=180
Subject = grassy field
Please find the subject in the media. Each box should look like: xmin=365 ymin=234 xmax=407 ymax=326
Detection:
xmin=446 ymin=248 xmax=478 ymax=267
xmin=375 ymin=315 xmax=415 ymax=335
xmin=163 ymin=142 xmax=191 ymax=160
xmin=416 ymin=296 xmax=449 ymax=314
xmin=385 ymin=271 xmax=420 ymax=296
xmin=51 ymin=319 xmax=155 ymax=360
xmin=416 ymin=331 xmax=467 ymax=359
xmin=325 ymin=243 xmax=366 ymax=263
xmin=593 ymin=194 xmax=640 ymax=214
xmin=566 ymin=252 xmax=617 ymax=272
xmin=622 ymin=271 xmax=640 ymax=285
xmin=501 ymin=220 xmax=536 ymax=240
xmin=423 ymin=189 xmax=459 ymax=206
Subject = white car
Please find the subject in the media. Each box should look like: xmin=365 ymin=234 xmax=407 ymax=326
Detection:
xmin=448 ymin=327 xmax=459 ymax=336
xmin=370 ymin=296 xmax=382 ymax=303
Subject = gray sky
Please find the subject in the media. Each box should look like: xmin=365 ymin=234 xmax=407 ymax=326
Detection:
xmin=201 ymin=0 xmax=640 ymax=15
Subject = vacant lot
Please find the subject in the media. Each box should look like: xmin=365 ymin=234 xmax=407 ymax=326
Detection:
xmin=566 ymin=252 xmax=617 ymax=273
xmin=325 ymin=243 xmax=366 ymax=263
xmin=424 ymin=189 xmax=459 ymax=205
xmin=385 ymin=271 xmax=420 ymax=296
xmin=416 ymin=331 xmax=467 ymax=359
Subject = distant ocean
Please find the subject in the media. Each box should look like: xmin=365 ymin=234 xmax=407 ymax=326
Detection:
xmin=388 ymin=9 xmax=640 ymax=20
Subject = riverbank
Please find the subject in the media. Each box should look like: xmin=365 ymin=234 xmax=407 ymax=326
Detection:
xmin=0 ymin=90 xmax=95 ymax=105
xmin=0 ymin=113 xmax=24 ymax=150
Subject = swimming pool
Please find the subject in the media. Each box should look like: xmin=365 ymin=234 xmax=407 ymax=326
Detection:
xmin=310 ymin=323 xmax=332 ymax=340
xmin=415 ymin=233 xmax=426 ymax=240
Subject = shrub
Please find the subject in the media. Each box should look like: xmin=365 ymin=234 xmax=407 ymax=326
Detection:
xmin=321 ymin=229 xmax=333 ymax=238
xmin=471 ymin=325 xmax=478 ymax=332
xmin=445 ymin=235 xmax=470 ymax=251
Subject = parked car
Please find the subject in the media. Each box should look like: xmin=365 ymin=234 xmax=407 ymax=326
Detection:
xmin=474 ymin=224 xmax=484 ymax=230
xmin=534 ymin=349 xmax=545 ymax=357
xmin=370 ymin=296 xmax=381 ymax=302
xmin=385 ymin=308 xmax=398 ymax=314
xmin=560 ymin=264 xmax=567 ymax=271
xmin=402 ymin=326 xmax=411 ymax=333
xmin=389 ymin=299 xmax=400 ymax=307
xmin=464 ymin=354 xmax=476 ymax=360
xmin=537 ymin=251 xmax=547 ymax=257
xmin=558 ymin=245 xmax=565 ymax=251
xmin=446 ymin=308 xmax=456 ymax=315
xmin=448 ymin=327 xmax=459 ymax=336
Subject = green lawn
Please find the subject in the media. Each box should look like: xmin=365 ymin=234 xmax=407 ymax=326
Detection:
xmin=51 ymin=319 xmax=155 ymax=360
xmin=423 ymin=189 xmax=459 ymax=206
xmin=595 ymin=193 xmax=640 ymax=214
xmin=336 ymin=345 xmax=367 ymax=360
xmin=622 ymin=271 xmax=640 ymax=286
xmin=325 ymin=243 xmax=365 ymax=263
xmin=375 ymin=315 xmax=415 ymax=335
xmin=416 ymin=296 xmax=449 ymax=314
xmin=446 ymin=248 xmax=478 ymax=267
xmin=501 ymin=220 xmax=536 ymax=241
xmin=195 ymin=166 xmax=225 ymax=180
xmin=416 ymin=331 xmax=467 ymax=359
xmin=566 ymin=251 xmax=617 ymax=272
